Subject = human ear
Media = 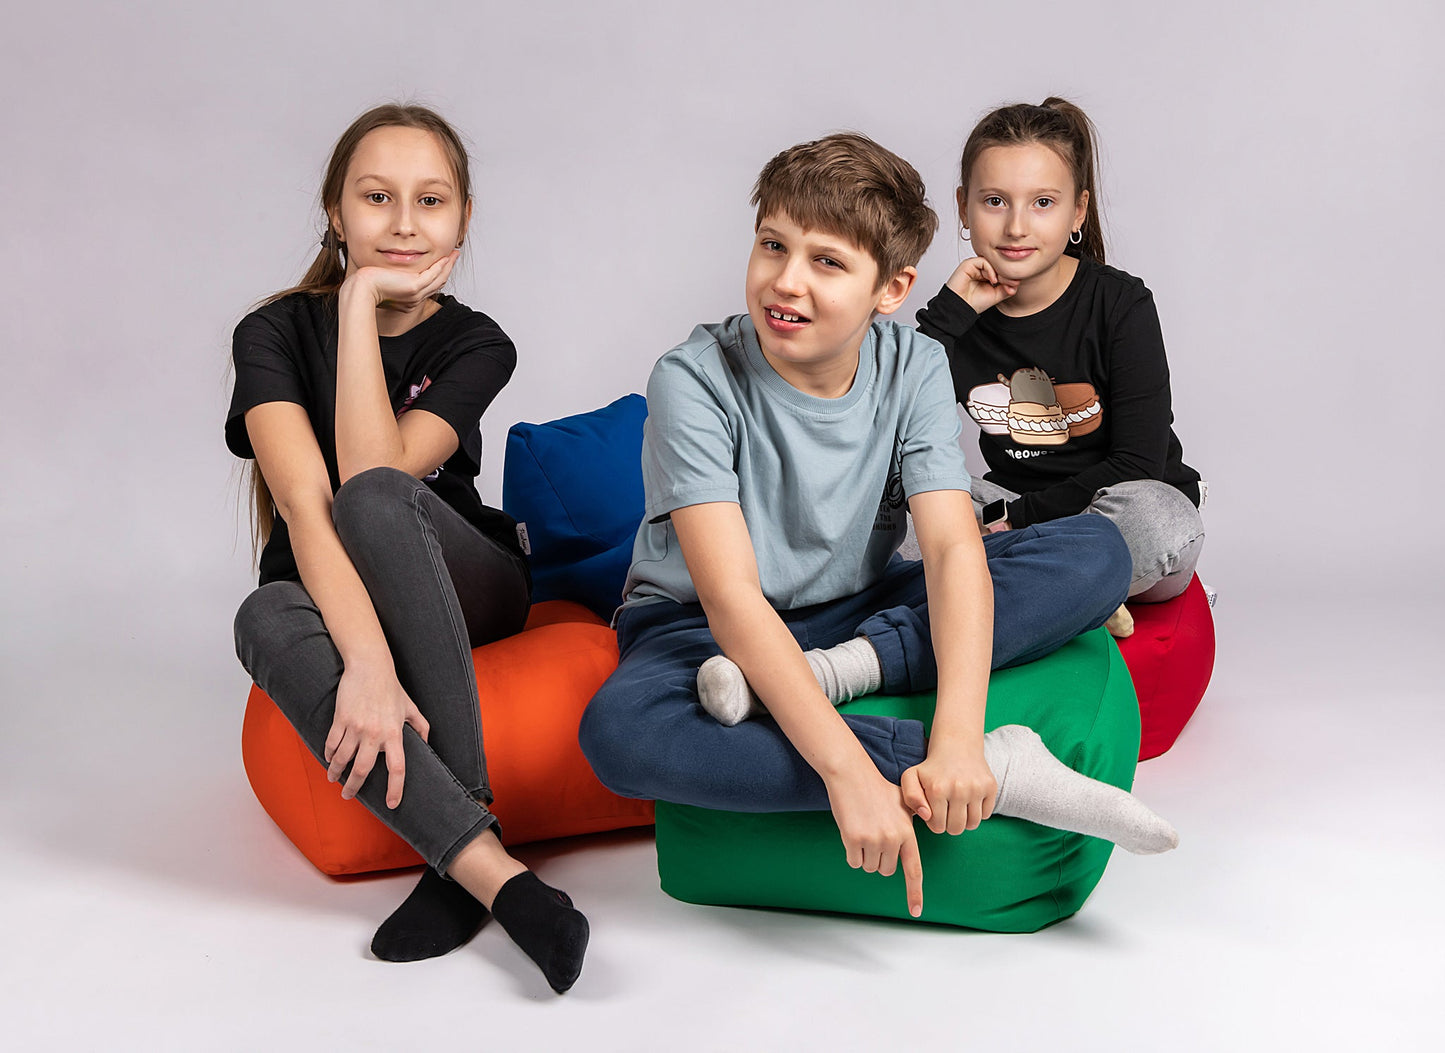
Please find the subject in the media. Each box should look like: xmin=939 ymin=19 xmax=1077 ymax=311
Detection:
xmin=955 ymin=186 xmax=969 ymax=229
xmin=326 ymin=205 xmax=346 ymax=244
xmin=874 ymin=266 xmax=917 ymax=316
xmin=456 ymin=196 xmax=473 ymax=248
xmin=1073 ymin=189 xmax=1089 ymax=234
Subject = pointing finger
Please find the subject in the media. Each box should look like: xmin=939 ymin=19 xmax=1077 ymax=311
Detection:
xmin=901 ymin=832 xmax=924 ymax=918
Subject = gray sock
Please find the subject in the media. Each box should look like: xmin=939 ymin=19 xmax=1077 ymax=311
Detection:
xmin=695 ymin=637 xmax=883 ymax=727
xmin=983 ymin=725 xmax=1179 ymax=854
xmin=806 ymin=637 xmax=883 ymax=705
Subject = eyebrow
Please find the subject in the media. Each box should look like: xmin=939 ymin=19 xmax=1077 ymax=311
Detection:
xmin=758 ymin=225 xmax=856 ymax=259
xmin=976 ymin=186 xmax=1066 ymax=197
xmin=352 ymin=175 xmax=455 ymax=190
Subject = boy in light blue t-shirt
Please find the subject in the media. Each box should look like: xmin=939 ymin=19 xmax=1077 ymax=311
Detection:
xmin=580 ymin=134 xmax=1177 ymax=918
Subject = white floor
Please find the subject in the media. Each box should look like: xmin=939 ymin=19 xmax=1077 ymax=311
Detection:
xmin=3 ymin=578 xmax=1440 ymax=1052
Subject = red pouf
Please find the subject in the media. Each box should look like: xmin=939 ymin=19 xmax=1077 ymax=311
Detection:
xmin=1115 ymin=575 xmax=1216 ymax=760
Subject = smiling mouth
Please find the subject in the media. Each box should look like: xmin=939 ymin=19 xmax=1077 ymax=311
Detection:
xmin=768 ymin=308 xmax=810 ymax=323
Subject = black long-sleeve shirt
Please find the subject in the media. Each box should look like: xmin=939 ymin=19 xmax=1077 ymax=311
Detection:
xmin=915 ymin=256 xmax=1199 ymax=528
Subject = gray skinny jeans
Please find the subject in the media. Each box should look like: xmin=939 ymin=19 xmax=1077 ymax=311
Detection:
xmin=233 ymin=467 xmax=530 ymax=874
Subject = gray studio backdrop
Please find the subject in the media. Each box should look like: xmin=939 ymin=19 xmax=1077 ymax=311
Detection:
xmin=1 ymin=1 xmax=1439 ymax=782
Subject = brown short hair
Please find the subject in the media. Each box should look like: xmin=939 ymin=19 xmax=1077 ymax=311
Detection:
xmin=751 ymin=132 xmax=938 ymax=285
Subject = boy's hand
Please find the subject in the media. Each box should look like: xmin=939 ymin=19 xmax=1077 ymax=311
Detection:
xmin=825 ymin=769 xmax=924 ymax=918
xmin=944 ymin=256 xmax=1018 ymax=315
xmin=900 ymin=745 xmax=997 ymax=835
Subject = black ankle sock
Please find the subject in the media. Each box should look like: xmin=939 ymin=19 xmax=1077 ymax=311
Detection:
xmin=371 ymin=867 xmax=490 ymax=963
xmin=490 ymin=871 xmax=589 ymax=993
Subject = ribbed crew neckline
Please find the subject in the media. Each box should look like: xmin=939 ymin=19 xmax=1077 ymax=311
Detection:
xmin=735 ymin=314 xmax=876 ymax=418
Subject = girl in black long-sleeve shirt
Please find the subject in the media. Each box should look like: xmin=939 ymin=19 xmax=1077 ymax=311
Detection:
xmin=917 ymin=97 xmax=1204 ymax=631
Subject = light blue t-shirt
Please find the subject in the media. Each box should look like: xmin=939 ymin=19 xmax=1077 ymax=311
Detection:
xmin=622 ymin=314 xmax=971 ymax=611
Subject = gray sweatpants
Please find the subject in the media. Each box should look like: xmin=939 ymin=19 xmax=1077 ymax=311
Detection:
xmin=902 ymin=478 xmax=1205 ymax=602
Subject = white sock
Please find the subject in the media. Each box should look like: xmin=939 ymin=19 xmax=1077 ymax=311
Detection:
xmin=696 ymin=655 xmax=765 ymax=727
xmin=983 ymin=725 xmax=1178 ymax=854
xmin=695 ymin=638 xmax=883 ymax=727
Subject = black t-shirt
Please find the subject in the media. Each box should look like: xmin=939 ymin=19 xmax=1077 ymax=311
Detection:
xmin=916 ymin=256 xmax=1200 ymax=528
xmin=226 ymin=292 xmax=523 ymax=585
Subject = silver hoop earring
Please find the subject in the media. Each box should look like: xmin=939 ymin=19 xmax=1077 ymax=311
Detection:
xmin=1070 ymin=228 xmax=1082 ymax=245
xmin=960 ymin=225 xmax=971 ymax=242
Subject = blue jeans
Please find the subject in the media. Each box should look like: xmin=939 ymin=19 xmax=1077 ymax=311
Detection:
xmin=233 ymin=467 xmax=530 ymax=874
xmin=579 ymin=514 xmax=1129 ymax=811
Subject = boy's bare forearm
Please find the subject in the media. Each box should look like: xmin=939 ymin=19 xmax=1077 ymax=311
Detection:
xmin=923 ymin=539 xmax=993 ymax=748
xmin=672 ymin=501 xmax=871 ymax=782
xmin=910 ymin=490 xmax=993 ymax=750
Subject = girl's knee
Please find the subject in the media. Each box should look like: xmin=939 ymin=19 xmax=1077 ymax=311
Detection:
xmin=1091 ymin=481 xmax=1202 ymax=544
xmin=332 ymin=466 xmax=418 ymax=533
xmin=233 ymin=582 xmax=311 ymax=672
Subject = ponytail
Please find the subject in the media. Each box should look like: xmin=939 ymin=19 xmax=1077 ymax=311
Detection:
xmin=1039 ymin=97 xmax=1104 ymax=265
xmin=957 ymin=96 xmax=1107 ymax=265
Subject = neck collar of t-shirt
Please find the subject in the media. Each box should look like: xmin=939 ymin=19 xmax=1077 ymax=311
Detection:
xmin=988 ymin=254 xmax=1092 ymax=334
xmin=378 ymin=294 xmax=456 ymax=351
xmin=735 ymin=314 xmax=876 ymax=418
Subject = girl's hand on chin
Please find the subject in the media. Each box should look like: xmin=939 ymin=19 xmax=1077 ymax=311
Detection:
xmin=349 ymin=249 xmax=460 ymax=311
xmin=945 ymin=256 xmax=1018 ymax=314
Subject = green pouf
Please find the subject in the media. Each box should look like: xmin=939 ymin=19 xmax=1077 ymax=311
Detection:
xmin=654 ymin=628 xmax=1140 ymax=931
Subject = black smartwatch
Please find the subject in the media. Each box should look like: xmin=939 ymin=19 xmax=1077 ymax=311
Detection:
xmin=981 ymin=499 xmax=1010 ymax=529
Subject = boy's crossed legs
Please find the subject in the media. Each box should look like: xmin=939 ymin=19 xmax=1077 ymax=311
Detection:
xmin=580 ymin=515 xmax=1177 ymax=853
xmin=703 ymin=515 xmax=1132 ymax=718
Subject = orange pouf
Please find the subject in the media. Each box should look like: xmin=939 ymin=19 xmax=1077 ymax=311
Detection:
xmin=1115 ymin=575 xmax=1217 ymax=761
xmin=241 ymin=600 xmax=654 ymax=876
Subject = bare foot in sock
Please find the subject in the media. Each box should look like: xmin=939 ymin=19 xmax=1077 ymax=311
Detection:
xmin=371 ymin=867 xmax=490 ymax=962
xmin=696 ymin=638 xmax=883 ymax=726
xmin=983 ymin=724 xmax=1177 ymax=854
xmin=696 ymin=655 xmax=764 ymax=727
xmin=490 ymin=872 xmax=590 ymax=993
xmin=1105 ymin=603 xmax=1134 ymax=638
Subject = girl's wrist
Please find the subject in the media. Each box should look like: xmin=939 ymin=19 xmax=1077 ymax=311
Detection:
xmin=339 ymin=272 xmax=378 ymax=309
xmin=334 ymin=631 xmax=392 ymax=670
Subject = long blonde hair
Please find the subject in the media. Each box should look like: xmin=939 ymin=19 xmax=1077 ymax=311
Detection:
xmin=245 ymin=104 xmax=473 ymax=555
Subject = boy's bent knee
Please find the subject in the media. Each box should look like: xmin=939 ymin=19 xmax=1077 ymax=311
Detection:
xmin=1037 ymin=515 xmax=1131 ymax=604
xmin=1083 ymin=515 xmax=1132 ymax=602
xmin=578 ymin=696 xmax=643 ymax=799
xmin=579 ymin=682 xmax=682 ymax=802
